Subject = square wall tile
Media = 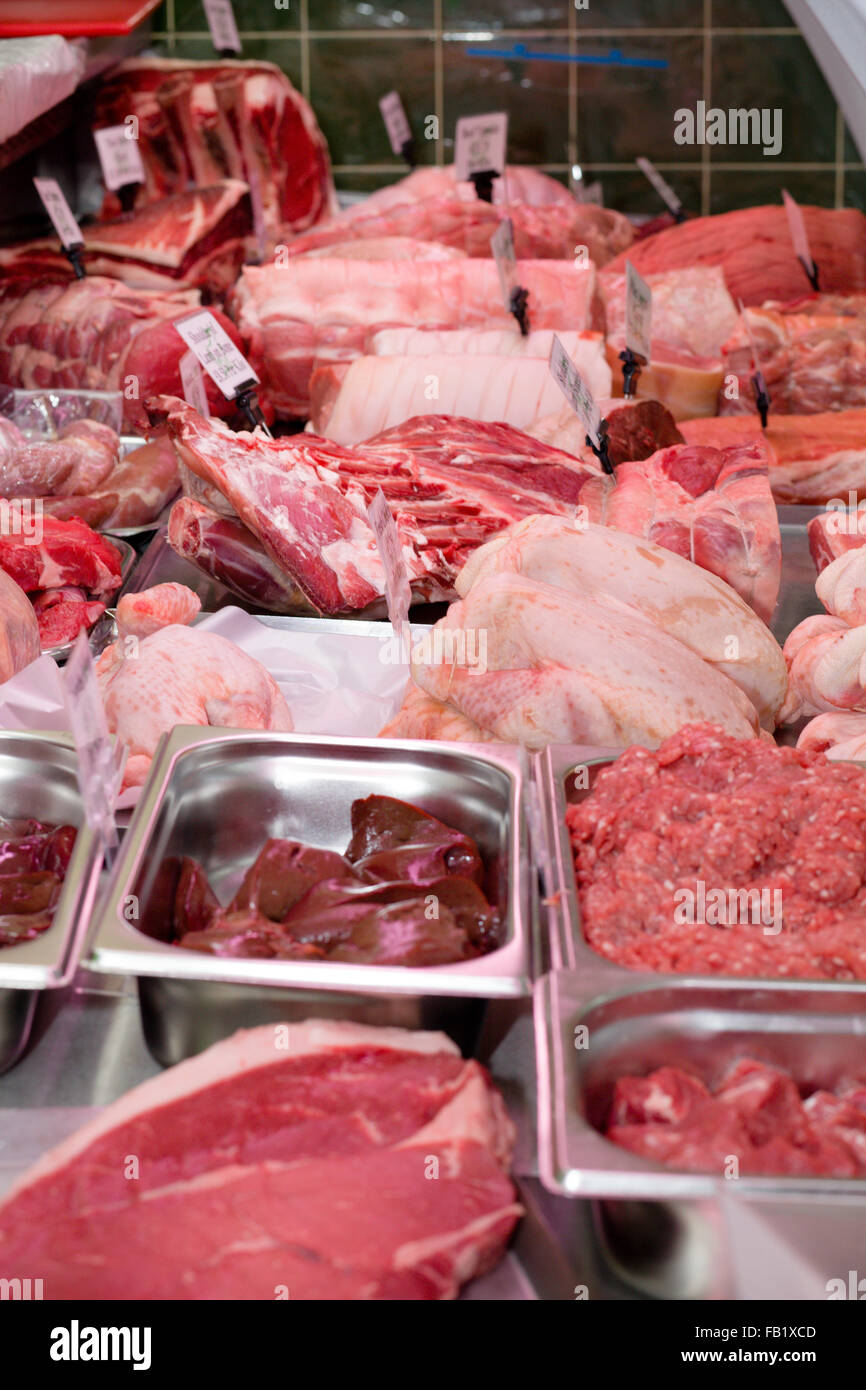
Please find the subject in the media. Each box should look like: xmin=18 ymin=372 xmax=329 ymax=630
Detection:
xmin=311 ymin=1 xmax=435 ymax=28
xmin=711 ymin=0 xmax=793 ymax=26
xmin=310 ymin=38 xmax=436 ymax=164
xmin=711 ymin=35 xmax=836 ymax=162
xmin=442 ymin=42 xmax=570 ymax=166
xmin=166 ymin=35 xmax=302 ymax=85
xmin=577 ymin=35 xmax=702 ymax=165
xmin=709 ymin=169 xmax=835 ymax=213
xmin=574 ymin=1 xmax=702 ymax=26
xmin=844 ymin=171 xmax=866 ymax=213
xmin=172 ymin=1 xmax=299 ymax=29
xmin=587 ymin=167 xmax=703 ymax=217
xmin=441 ymin=1 xmax=569 ymax=32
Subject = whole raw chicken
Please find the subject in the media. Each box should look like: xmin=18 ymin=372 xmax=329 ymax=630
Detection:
xmin=382 ymin=572 xmax=763 ymax=749
xmin=96 ymin=586 xmax=293 ymax=789
xmin=782 ymin=548 xmax=866 ymax=722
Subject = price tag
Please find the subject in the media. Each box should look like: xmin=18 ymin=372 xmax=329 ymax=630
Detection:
xmin=204 ymin=0 xmax=241 ymax=54
xmin=549 ymin=333 xmax=601 ymax=448
xmin=367 ymin=489 xmax=411 ymax=631
xmin=180 ymin=350 xmax=211 ymax=418
xmin=174 ymin=310 xmax=258 ymax=399
xmin=625 ymin=259 xmax=652 ymax=363
xmin=93 ymin=125 xmax=145 ymax=192
xmin=64 ymin=632 xmax=122 ymax=850
xmin=738 ymin=299 xmax=771 ymax=426
xmin=454 ymin=112 xmax=508 ymax=182
xmin=33 ymin=178 xmax=82 ymax=249
xmin=379 ymin=91 xmax=412 ymax=156
xmin=782 ymin=188 xmax=818 ymax=287
xmin=491 ymin=217 xmax=518 ymax=303
xmin=636 ymin=157 xmax=683 ymax=218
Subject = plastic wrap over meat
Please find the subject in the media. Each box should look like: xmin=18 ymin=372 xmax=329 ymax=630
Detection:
xmin=0 ymin=36 xmax=85 ymax=146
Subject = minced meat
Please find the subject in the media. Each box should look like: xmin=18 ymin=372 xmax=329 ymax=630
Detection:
xmin=606 ymin=1059 xmax=866 ymax=1178
xmin=567 ymin=722 xmax=866 ymax=980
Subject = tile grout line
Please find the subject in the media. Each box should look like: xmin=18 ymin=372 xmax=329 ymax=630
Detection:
xmin=835 ymin=104 xmax=845 ymax=208
xmin=434 ymin=0 xmax=444 ymax=168
xmin=702 ymin=0 xmax=712 ymax=217
xmin=569 ymin=0 xmax=578 ymax=184
xmin=300 ymin=0 xmax=310 ymax=104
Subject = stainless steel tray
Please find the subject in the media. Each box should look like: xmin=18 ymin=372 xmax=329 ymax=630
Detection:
xmin=534 ymin=967 xmax=866 ymax=1298
xmin=88 ymin=730 xmax=534 ymax=1063
xmin=537 ymin=743 xmax=866 ymax=992
xmin=0 ymin=733 xmax=104 ymax=1073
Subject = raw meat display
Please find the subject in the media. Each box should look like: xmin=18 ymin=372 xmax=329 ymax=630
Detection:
xmin=96 ymin=619 xmax=294 ymax=790
xmin=231 ymin=258 xmax=600 ymax=417
xmin=367 ymin=327 xmax=590 ymax=358
xmin=0 ymin=277 xmax=244 ymax=429
xmin=0 ymin=814 xmax=77 ymax=948
xmin=323 ymin=164 xmax=578 ymax=214
xmin=309 ymin=340 xmax=612 ymax=443
xmin=781 ymin=548 xmax=866 ymax=722
xmin=0 ymin=569 xmax=39 ymax=683
xmin=162 ymin=404 xmax=779 ymax=620
xmin=0 ymin=517 xmax=123 ymax=648
xmin=797 ymin=711 xmax=866 ymax=762
xmin=454 ymin=517 xmax=787 ymax=729
xmin=381 ymin=576 xmax=764 ymax=749
xmin=0 ymin=182 xmax=252 ymax=295
xmin=603 ymin=205 xmax=866 ymax=306
xmin=808 ymin=510 xmax=866 ymax=571
xmin=719 ymin=308 xmax=866 ymax=415
xmin=0 ymin=1020 xmax=520 ymax=1299
xmin=287 ymin=193 xmax=633 ymax=265
xmin=600 ymin=266 xmax=739 ymax=360
xmin=93 ymin=59 xmax=336 ymax=244
xmin=681 ymin=410 xmax=866 ymax=504
xmin=170 ymin=795 xmax=500 ymax=965
xmin=298 ymin=237 xmax=466 ymax=261
xmin=115 ymin=584 xmax=202 ymax=640
xmin=606 ymin=1059 xmax=866 ymax=1178
xmin=528 ymin=397 xmax=685 ymax=464
xmin=567 ymin=722 xmax=866 ymax=980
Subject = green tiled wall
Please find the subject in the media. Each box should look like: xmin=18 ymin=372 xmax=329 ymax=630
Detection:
xmin=151 ymin=1 xmax=865 ymax=214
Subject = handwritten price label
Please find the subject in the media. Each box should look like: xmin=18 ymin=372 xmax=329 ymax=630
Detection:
xmin=636 ymin=156 xmax=683 ymax=217
xmin=379 ymin=91 xmax=412 ymax=155
xmin=93 ymin=125 xmax=145 ymax=191
xmin=491 ymin=217 xmax=518 ymax=303
xmin=625 ymin=259 xmax=652 ymax=362
xmin=33 ymin=178 xmax=82 ymax=249
xmin=549 ymin=334 xmax=601 ymax=448
xmin=454 ymin=112 xmax=508 ymax=182
xmin=174 ymin=311 xmax=257 ymax=399
xmin=204 ymin=0 xmax=241 ymax=54
xmin=179 ymin=350 xmax=211 ymax=417
xmin=367 ymin=489 xmax=411 ymax=630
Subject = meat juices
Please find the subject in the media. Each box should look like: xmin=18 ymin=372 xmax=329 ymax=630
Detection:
xmin=171 ymin=795 xmax=501 ymax=966
xmin=0 ymin=817 xmax=77 ymax=947
xmin=606 ymin=1059 xmax=866 ymax=1179
xmin=567 ymin=722 xmax=866 ymax=980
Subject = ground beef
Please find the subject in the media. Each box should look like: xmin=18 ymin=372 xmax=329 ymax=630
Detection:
xmin=606 ymin=1058 xmax=866 ymax=1178
xmin=566 ymin=722 xmax=866 ymax=980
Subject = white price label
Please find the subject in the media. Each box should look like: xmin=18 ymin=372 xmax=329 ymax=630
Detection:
xmin=549 ymin=334 xmax=601 ymax=448
xmin=379 ymin=91 xmax=412 ymax=156
xmin=625 ymin=259 xmax=652 ymax=362
xmin=180 ymin=350 xmax=211 ymax=418
xmin=782 ymin=188 xmax=816 ymax=281
xmin=93 ymin=125 xmax=145 ymax=192
xmin=33 ymin=178 xmax=82 ymax=249
xmin=454 ymin=112 xmax=508 ymax=182
xmin=64 ymin=632 xmax=121 ymax=849
xmin=367 ymin=489 xmax=411 ymax=631
xmin=174 ymin=310 xmax=257 ymax=399
xmin=636 ymin=157 xmax=683 ymax=217
xmin=204 ymin=0 xmax=241 ymax=54
xmin=490 ymin=217 xmax=518 ymax=303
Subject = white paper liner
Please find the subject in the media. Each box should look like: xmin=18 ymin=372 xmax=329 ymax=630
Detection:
xmin=0 ymin=608 xmax=410 ymax=807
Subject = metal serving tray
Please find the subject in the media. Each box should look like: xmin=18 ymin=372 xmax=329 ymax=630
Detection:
xmin=537 ymin=743 xmax=866 ymax=993
xmin=534 ymin=968 xmax=866 ymax=1298
xmin=88 ymin=729 xmax=533 ymax=1064
xmin=0 ymin=733 xmax=104 ymax=1073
